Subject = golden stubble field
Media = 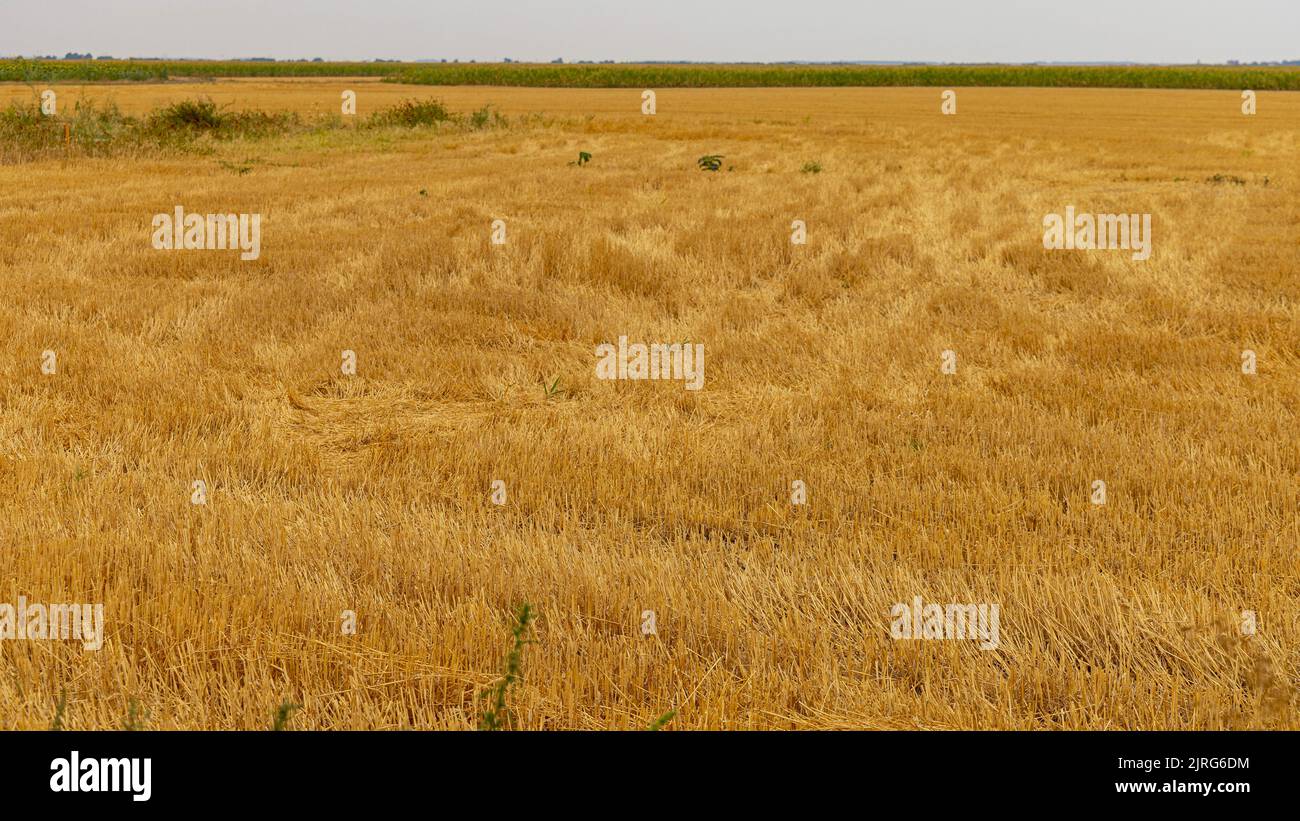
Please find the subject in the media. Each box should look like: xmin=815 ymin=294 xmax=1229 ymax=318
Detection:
xmin=0 ymin=79 xmax=1296 ymax=729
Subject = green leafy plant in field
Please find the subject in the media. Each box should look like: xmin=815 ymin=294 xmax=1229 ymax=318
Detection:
xmin=468 ymin=104 xmax=506 ymax=129
xmin=0 ymin=99 xmax=142 ymax=161
xmin=66 ymin=100 xmax=140 ymax=146
xmin=49 ymin=688 xmax=67 ymax=730
xmin=144 ymin=98 xmax=299 ymax=140
xmin=645 ymin=710 xmax=676 ymax=731
xmin=0 ymin=101 xmax=52 ymax=146
xmin=543 ymin=376 xmax=563 ymax=399
xmin=366 ymin=98 xmax=451 ymax=128
xmin=364 ymin=99 xmax=505 ymax=131
xmin=151 ymin=97 xmax=225 ymax=130
xmin=478 ymin=604 xmax=536 ymax=730
xmin=801 ymin=161 xmax=822 ymax=174
xmin=122 ymin=698 xmax=148 ymax=731
xmin=697 ymin=154 xmax=724 ymax=172
xmin=569 ymin=150 xmax=592 ymax=167
xmin=271 ymin=699 xmax=302 ymax=730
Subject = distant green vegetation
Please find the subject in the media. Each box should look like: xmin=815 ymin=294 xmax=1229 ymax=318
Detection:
xmin=0 ymin=59 xmax=172 ymax=82
xmin=386 ymin=63 xmax=1300 ymax=90
xmin=0 ymin=58 xmax=404 ymax=83
xmin=4 ymin=59 xmax=1300 ymax=89
xmin=0 ymin=96 xmax=504 ymax=163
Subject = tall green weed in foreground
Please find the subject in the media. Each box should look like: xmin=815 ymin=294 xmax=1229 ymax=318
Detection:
xmin=479 ymin=604 xmax=536 ymax=730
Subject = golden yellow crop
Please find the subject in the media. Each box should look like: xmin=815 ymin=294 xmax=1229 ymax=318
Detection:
xmin=0 ymin=80 xmax=1295 ymax=729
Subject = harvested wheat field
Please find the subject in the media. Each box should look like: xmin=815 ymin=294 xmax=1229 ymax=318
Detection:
xmin=0 ymin=79 xmax=1295 ymax=730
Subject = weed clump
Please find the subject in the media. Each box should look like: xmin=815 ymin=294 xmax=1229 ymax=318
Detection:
xmin=697 ymin=154 xmax=724 ymax=172
xmin=478 ymin=604 xmax=535 ymax=730
xmin=467 ymin=104 xmax=506 ymax=130
xmin=0 ymin=99 xmax=150 ymax=162
xmin=0 ymin=95 xmax=491 ymax=164
xmin=150 ymin=98 xmax=226 ymax=131
xmin=145 ymin=98 xmax=300 ymax=139
xmin=367 ymin=98 xmax=451 ymax=128
xmin=365 ymin=99 xmax=507 ymax=131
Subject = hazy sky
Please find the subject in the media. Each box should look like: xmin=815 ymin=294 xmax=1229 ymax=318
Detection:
xmin=3 ymin=1 xmax=1296 ymax=63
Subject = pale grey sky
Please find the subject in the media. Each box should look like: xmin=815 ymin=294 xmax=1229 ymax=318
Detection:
xmin=3 ymin=1 xmax=1296 ymax=64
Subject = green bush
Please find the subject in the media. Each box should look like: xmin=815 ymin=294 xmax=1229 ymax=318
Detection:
xmin=142 ymin=98 xmax=300 ymax=141
xmin=0 ymin=95 xmax=501 ymax=164
xmin=149 ymin=98 xmax=226 ymax=131
xmin=467 ymin=104 xmax=506 ymax=130
xmin=367 ymin=99 xmax=451 ymax=128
